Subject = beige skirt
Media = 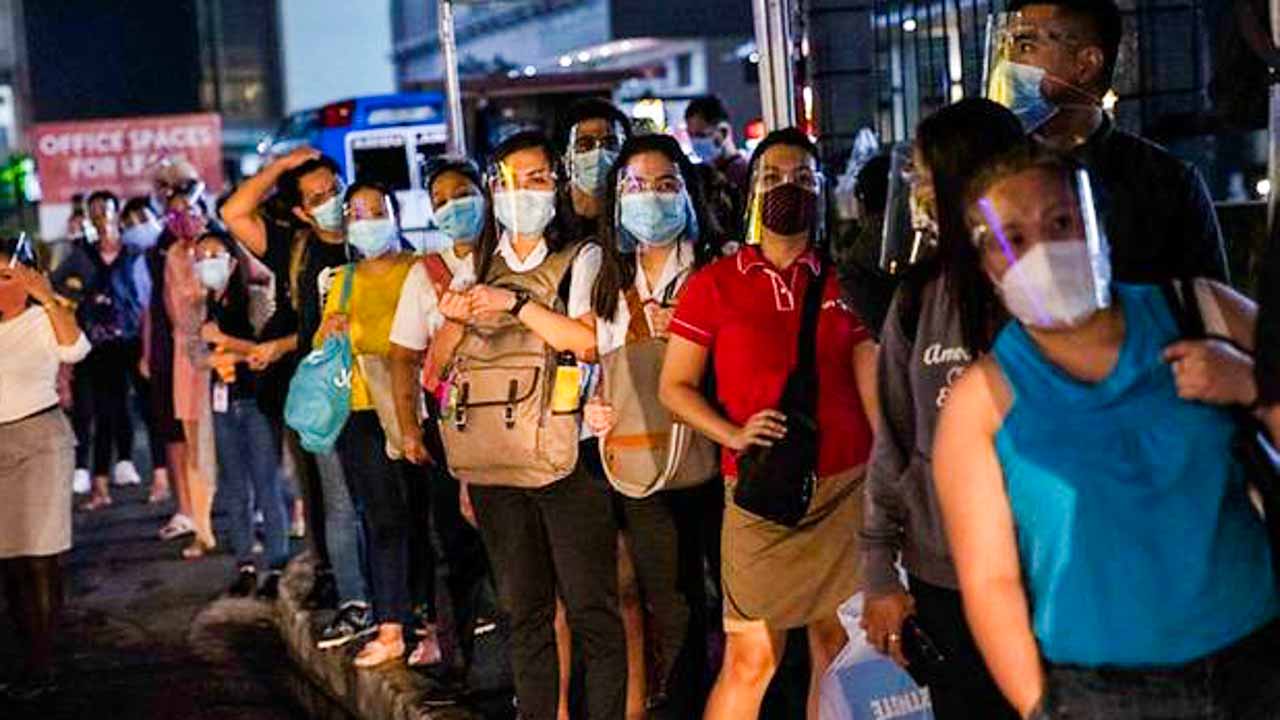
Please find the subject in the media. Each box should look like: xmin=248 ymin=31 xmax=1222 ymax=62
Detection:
xmin=722 ymin=466 xmax=865 ymax=632
xmin=0 ymin=408 xmax=75 ymax=558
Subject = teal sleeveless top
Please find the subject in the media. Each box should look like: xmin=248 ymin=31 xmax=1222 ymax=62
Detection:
xmin=991 ymin=284 xmax=1278 ymax=666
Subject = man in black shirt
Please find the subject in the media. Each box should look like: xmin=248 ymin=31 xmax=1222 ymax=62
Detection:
xmin=998 ymin=0 xmax=1229 ymax=283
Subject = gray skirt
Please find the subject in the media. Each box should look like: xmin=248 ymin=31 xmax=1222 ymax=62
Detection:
xmin=0 ymin=408 xmax=75 ymax=558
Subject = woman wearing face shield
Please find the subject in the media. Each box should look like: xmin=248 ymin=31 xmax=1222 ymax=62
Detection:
xmin=434 ymin=130 xmax=627 ymax=720
xmin=576 ymin=134 xmax=724 ymax=716
xmin=659 ymin=128 xmax=880 ymax=720
xmin=193 ymin=229 xmax=291 ymax=599
xmin=313 ymin=182 xmax=420 ymax=668
xmin=859 ymin=99 xmax=1026 ymax=720
xmin=933 ymin=147 xmax=1280 ymax=719
xmin=0 ymin=238 xmax=90 ymax=700
xmin=388 ymin=157 xmax=494 ymax=674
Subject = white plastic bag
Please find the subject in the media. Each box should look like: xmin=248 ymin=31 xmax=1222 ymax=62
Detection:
xmin=819 ymin=593 xmax=936 ymax=720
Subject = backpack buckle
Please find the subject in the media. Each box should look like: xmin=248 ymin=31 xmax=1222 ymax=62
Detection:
xmin=504 ymin=379 xmax=518 ymax=429
xmin=455 ymin=382 xmax=469 ymax=430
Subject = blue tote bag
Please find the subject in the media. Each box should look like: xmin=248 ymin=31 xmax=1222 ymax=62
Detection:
xmin=285 ymin=264 xmax=355 ymax=453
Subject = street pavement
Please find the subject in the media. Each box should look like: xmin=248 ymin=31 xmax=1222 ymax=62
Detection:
xmin=0 ymin=484 xmax=335 ymax=720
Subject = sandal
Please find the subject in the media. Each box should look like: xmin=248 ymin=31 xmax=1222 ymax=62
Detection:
xmin=353 ymin=635 xmax=405 ymax=668
xmin=78 ymin=494 xmax=113 ymax=512
xmin=407 ymin=624 xmax=443 ymax=667
xmin=147 ymin=481 xmax=172 ymax=505
xmin=182 ymin=537 xmax=215 ymax=560
xmin=158 ymin=514 xmax=195 ymax=541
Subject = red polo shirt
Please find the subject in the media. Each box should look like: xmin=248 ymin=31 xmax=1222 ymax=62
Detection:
xmin=671 ymin=246 xmax=874 ymax=478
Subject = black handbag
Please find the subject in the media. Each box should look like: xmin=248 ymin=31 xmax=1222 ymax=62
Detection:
xmin=733 ymin=260 xmax=828 ymax=527
xmin=1161 ymin=280 xmax=1280 ymax=588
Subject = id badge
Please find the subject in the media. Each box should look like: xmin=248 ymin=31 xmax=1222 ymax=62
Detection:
xmin=212 ymin=382 xmax=229 ymax=414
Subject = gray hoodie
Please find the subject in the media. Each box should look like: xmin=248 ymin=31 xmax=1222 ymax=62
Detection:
xmin=861 ymin=275 xmax=976 ymax=595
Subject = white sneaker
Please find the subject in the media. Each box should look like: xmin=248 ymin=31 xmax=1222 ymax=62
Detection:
xmin=73 ymin=469 xmax=91 ymax=495
xmin=112 ymin=460 xmax=142 ymax=487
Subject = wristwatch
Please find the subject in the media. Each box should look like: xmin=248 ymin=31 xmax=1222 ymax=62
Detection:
xmin=509 ymin=289 xmax=532 ymax=317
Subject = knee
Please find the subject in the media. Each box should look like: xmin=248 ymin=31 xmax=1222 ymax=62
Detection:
xmin=722 ymin=636 xmax=780 ymax=688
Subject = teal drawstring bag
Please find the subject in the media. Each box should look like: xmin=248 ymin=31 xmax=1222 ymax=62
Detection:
xmin=285 ymin=264 xmax=355 ymax=453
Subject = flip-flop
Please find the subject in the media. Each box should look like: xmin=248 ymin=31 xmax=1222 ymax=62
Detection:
xmin=78 ymin=495 xmax=113 ymax=512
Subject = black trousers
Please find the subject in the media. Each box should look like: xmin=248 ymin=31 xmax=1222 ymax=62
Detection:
xmin=403 ymin=459 xmax=491 ymax=664
xmin=72 ymin=340 xmax=138 ymax=475
xmin=336 ymin=411 xmax=411 ymax=625
xmin=908 ymin=575 xmax=1020 ymax=720
xmin=470 ymin=462 xmax=627 ymax=720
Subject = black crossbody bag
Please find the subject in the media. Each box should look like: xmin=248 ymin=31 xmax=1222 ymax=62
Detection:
xmin=1161 ymin=279 xmax=1280 ymax=590
xmin=733 ymin=261 xmax=828 ymax=527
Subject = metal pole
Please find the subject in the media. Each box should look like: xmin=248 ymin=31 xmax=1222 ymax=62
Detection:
xmin=439 ymin=0 xmax=467 ymax=156
xmin=752 ymin=0 xmax=797 ymax=131
xmin=1268 ymin=0 xmax=1280 ymax=235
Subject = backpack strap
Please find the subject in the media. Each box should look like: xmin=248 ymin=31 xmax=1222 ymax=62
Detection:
xmin=337 ymin=263 xmax=356 ymax=314
xmin=421 ymin=254 xmax=453 ymax=298
xmin=623 ymin=287 xmax=652 ymax=343
xmin=1160 ymin=278 xmax=1206 ymax=341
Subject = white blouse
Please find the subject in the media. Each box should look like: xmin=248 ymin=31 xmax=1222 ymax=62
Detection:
xmin=0 ymin=307 xmax=91 ymax=423
xmin=595 ymin=240 xmax=695 ymax=357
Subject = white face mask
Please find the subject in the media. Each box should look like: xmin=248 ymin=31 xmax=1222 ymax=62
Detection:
xmin=493 ymin=189 xmax=556 ymax=237
xmin=997 ymin=239 xmax=1110 ymax=329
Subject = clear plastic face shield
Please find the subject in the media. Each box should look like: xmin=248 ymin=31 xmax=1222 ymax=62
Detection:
xmin=614 ymin=162 xmax=697 ymax=254
xmin=343 ymin=192 xmax=400 ymax=259
xmin=743 ymin=150 xmax=826 ymax=247
xmin=970 ymin=166 xmax=1111 ymax=329
xmin=880 ymin=142 xmax=938 ymax=275
xmin=983 ymin=12 xmax=1103 ymax=133
xmin=566 ymin=119 xmax=625 ymax=197
xmin=488 ymin=153 xmax=559 ymax=239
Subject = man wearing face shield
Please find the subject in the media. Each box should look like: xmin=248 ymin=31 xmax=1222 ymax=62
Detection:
xmin=985 ymin=0 xmax=1228 ymax=285
xmin=222 ymin=148 xmax=370 ymax=622
xmin=51 ymin=191 xmax=149 ymax=510
xmin=661 ymin=128 xmax=880 ymax=719
xmin=560 ymin=98 xmax=633 ymax=236
xmin=933 ymin=146 xmax=1280 ymax=719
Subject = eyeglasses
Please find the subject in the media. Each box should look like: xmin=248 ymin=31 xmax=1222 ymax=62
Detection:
xmin=756 ymin=165 xmax=823 ymax=194
xmin=618 ymin=173 xmax=685 ymax=195
xmin=573 ymin=134 xmax=622 ymax=154
xmin=194 ymin=248 xmax=229 ymax=261
xmin=1000 ymin=22 xmax=1085 ymax=59
xmin=303 ymin=181 xmax=344 ymax=209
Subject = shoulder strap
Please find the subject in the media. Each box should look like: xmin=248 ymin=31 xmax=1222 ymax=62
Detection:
xmin=338 ymin=263 xmax=356 ymax=314
xmin=623 ymin=287 xmax=652 ymax=343
xmin=555 ymin=241 xmax=588 ymax=306
xmin=796 ymin=260 xmax=830 ymax=369
xmin=421 ymin=254 xmax=453 ymax=297
xmin=1160 ymin=278 xmax=1205 ymax=340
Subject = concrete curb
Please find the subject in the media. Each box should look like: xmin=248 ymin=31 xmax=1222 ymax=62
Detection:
xmin=274 ymin=554 xmax=482 ymax=720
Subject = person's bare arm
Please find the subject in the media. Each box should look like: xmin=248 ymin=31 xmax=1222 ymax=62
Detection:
xmin=933 ymin=361 xmax=1042 ymax=717
xmin=222 ymin=147 xmax=320 ymax=257
xmin=390 ymin=342 xmax=433 ymax=465
xmin=658 ymin=335 xmax=785 ymax=451
xmin=854 ymin=339 xmax=880 ymax=435
xmin=469 ymin=284 xmax=597 ymax=358
xmin=1163 ymin=281 xmax=1262 ymax=409
xmin=8 ymin=266 xmax=82 ymax=348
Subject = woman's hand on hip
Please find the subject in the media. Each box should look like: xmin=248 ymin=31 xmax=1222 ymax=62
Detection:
xmin=727 ymin=409 xmax=788 ymax=452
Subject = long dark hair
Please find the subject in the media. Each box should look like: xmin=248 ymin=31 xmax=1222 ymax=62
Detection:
xmin=474 ymin=130 xmax=577 ymax=282
xmin=592 ymin=134 xmax=724 ymax=321
xmin=907 ymin=99 xmax=1027 ymax=355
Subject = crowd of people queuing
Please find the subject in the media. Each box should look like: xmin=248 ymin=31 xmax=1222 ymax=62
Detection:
xmin=3 ymin=0 xmax=1280 ymax=716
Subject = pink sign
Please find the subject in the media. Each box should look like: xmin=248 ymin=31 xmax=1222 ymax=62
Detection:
xmin=32 ymin=113 xmax=224 ymax=204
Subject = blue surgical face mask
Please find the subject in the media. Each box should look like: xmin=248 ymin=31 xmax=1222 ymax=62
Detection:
xmin=619 ymin=192 xmax=688 ymax=248
xmin=571 ymin=149 xmax=619 ymax=196
xmin=122 ymin=220 xmax=163 ymax=250
xmin=309 ymin=195 xmax=344 ymax=231
xmin=434 ymin=195 xmax=486 ymax=243
xmin=690 ymin=136 xmax=720 ymax=164
xmin=346 ymin=218 xmax=399 ymax=258
xmin=988 ymin=60 xmax=1058 ymax=133
xmin=195 ymin=255 xmax=233 ymax=292
xmin=493 ymin=189 xmax=556 ymax=237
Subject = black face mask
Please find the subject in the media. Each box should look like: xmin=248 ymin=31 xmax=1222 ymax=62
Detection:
xmin=761 ymin=183 xmax=817 ymax=236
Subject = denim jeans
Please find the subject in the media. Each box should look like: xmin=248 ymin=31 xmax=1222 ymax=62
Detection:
xmin=336 ymin=411 xmax=411 ymax=624
xmin=212 ymin=398 xmax=289 ymax=570
xmin=314 ymin=446 xmax=367 ymax=606
xmin=1035 ymin=619 xmax=1280 ymax=720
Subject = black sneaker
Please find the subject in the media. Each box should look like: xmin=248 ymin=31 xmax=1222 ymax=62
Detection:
xmin=303 ymin=570 xmax=339 ymax=610
xmin=258 ymin=571 xmax=283 ymax=600
xmin=316 ymin=602 xmax=375 ymax=650
xmin=228 ymin=566 xmax=257 ymax=598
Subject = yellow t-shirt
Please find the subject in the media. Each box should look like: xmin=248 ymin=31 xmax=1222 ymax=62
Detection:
xmin=319 ymin=255 xmax=415 ymax=410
